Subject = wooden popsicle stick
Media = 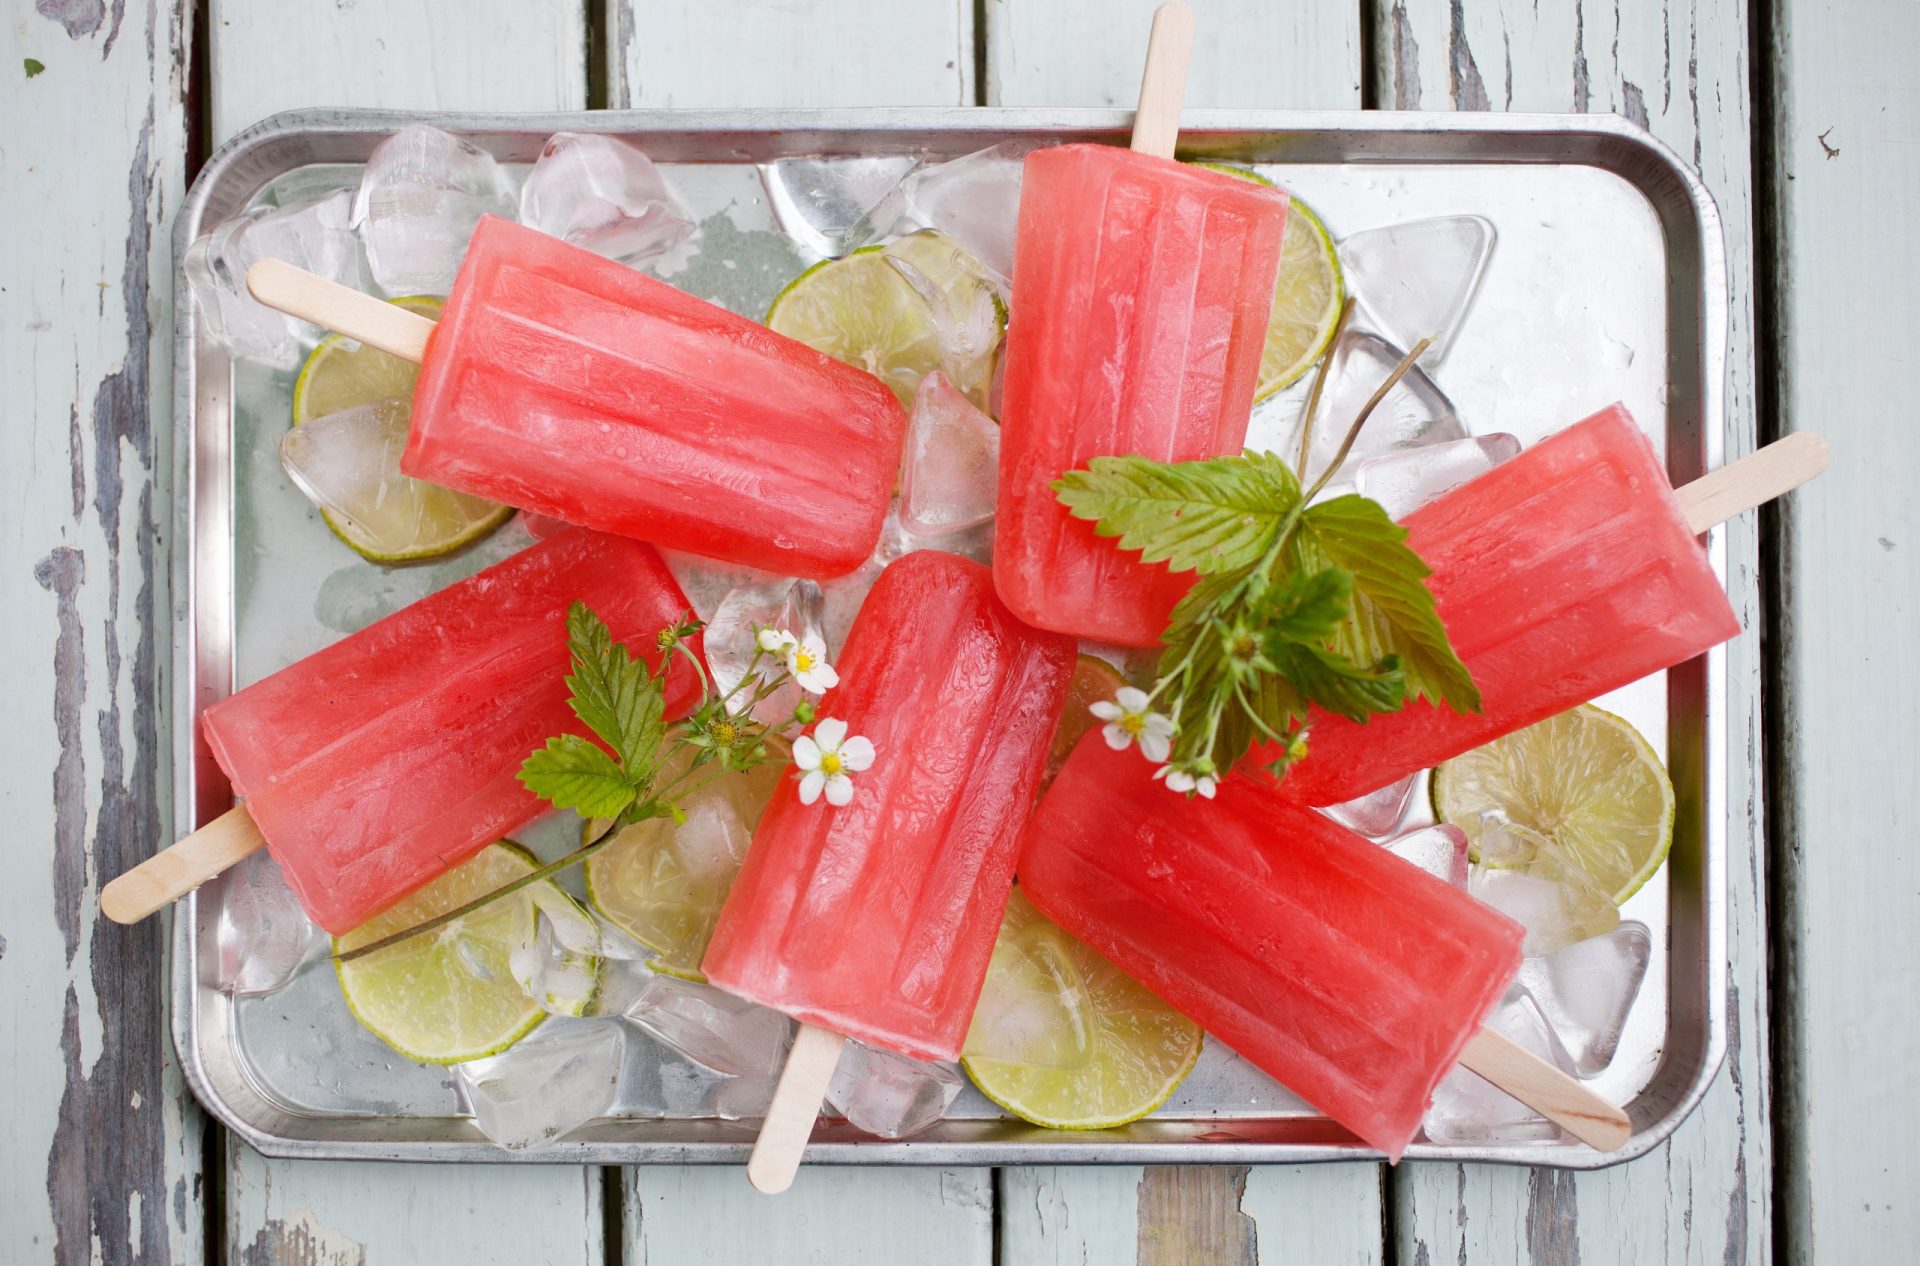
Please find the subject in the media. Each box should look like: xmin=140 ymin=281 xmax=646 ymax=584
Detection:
xmin=1129 ymin=2 xmax=1196 ymax=160
xmin=99 ymin=804 xmax=267 ymax=924
xmin=1675 ymin=430 xmax=1828 ymax=534
xmin=1457 ymin=1026 xmax=1632 ymax=1152
xmin=747 ymin=1023 xmax=845 ymax=1195
xmin=247 ymin=257 xmax=437 ymax=363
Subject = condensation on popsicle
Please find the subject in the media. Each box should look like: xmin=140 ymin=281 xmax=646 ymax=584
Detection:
xmin=1268 ymin=404 xmax=1741 ymax=805
xmin=994 ymin=144 xmax=1290 ymax=646
xmin=202 ymin=529 xmax=703 ymax=934
xmin=703 ymin=550 xmax=1076 ymax=1062
xmin=1019 ymin=732 xmax=1525 ymax=1159
xmin=406 ymin=215 xmax=907 ymax=578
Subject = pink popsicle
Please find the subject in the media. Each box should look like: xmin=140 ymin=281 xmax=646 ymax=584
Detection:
xmin=1268 ymin=404 xmax=1741 ymax=804
xmin=406 ymin=215 xmax=906 ymax=579
xmin=703 ymin=550 xmax=1076 ymax=1061
xmin=1019 ymin=732 xmax=1525 ymax=1158
xmin=202 ymin=529 xmax=703 ymax=933
xmin=994 ymin=144 xmax=1290 ymax=646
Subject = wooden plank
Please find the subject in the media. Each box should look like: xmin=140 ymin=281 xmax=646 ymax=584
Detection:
xmin=208 ymin=0 xmax=588 ymax=143
xmin=227 ymin=1144 xmax=603 ymax=1266
xmin=205 ymin=4 xmax=603 ymax=1261
xmin=1769 ymin=0 xmax=1920 ymax=1259
xmin=609 ymin=0 xmax=975 ymax=109
xmin=984 ymin=0 xmax=1362 ymax=108
xmin=1377 ymin=3 xmax=1770 ymax=1262
xmin=1 ymin=3 xmax=202 ymax=1263
xmin=627 ymin=1167 xmax=992 ymax=1264
xmin=993 ymin=4 xmax=1377 ymax=1257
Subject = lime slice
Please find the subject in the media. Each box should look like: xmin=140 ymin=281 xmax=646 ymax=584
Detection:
xmin=1189 ymin=163 xmax=1344 ymax=399
xmin=765 ymin=230 xmax=1004 ymax=409
xmin=1044 ymin=654 xmax=1130 ymax=788
xmin=585 ymin=761 xmax=783 ymax=981
xmin=962 ymin=889 xmax=1201 ymax=1130
xmin=1432 ymin=704 xmax=1675 ymax=904
xmin=290 ymin=295 xmax=513 ymax=564
xmin=335 ymin=842 xmax=560 ymax=1063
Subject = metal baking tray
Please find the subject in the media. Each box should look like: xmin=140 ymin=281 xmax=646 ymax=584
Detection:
xmin=170 ymin=107 xmax=1733 ymax=1167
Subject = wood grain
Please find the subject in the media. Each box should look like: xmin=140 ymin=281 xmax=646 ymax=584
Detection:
xmin=1 ymin=2 xmax=202 ymax=1261
xmin=609 ymin=0 xmax=975 ymax=108
xmin=1769 ymin=0 xmax=1920 ymax=1258
xmin=1379 ymin=2 xmax=1772 ymax=1262
xmin=207 ymin=0 xmax=587 ymax=144
xmin=993 ymin=5 xmax=1376 ymax=1256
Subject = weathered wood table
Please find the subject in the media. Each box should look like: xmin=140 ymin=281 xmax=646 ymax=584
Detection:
xmin=3 ymin=1 xmax=1908 ymax=1261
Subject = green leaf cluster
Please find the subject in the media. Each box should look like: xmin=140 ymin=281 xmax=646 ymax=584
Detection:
xmin=517 ymin=603 xmax=672 ymax=822
xmin=1054 ymin=449 xmax=1479 ymax=781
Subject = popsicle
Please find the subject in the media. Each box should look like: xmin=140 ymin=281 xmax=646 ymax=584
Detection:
xmin=102 ymin=529 xmax=704 ymax=933
xmin=1021 ymin=732 xmax=1631 ymax=1158
xmin=993 ymin=4 xmax=1292 ymax=645
xmin=703 ymin=549 xmax=1075 ymax=1191
xmin=1267 ymin=405 xmax=1827 ymax=805
xmin=246 ymin=213 xmax=906 ymax=579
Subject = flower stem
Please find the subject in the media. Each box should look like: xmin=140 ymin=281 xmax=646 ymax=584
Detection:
xmin=334 ymin=821 xmax=626 ymax=964
xmin=1302 ymin=335 xmax=1433 ymax=504
xmin=1294 ymin=298 xmax=1357 ymax=481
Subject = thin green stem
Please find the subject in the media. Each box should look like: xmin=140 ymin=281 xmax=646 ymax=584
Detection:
xmin=335 ymin=821 xmax=625 ymax=964
xmin=1293 ymin=298 xmax=1356 ymax=480
xmin=1302 ymin=335 xmax=1432 ymax=504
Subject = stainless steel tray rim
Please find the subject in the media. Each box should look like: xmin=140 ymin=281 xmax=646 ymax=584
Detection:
xmin=171 ymin=106 xmax=1736 ymax=1168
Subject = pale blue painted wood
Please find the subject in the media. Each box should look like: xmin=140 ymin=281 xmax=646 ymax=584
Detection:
xmin=1769 ymin=0 xmax=1920 ymax=1259
xmin=0 ymin=2 xmax=202 ymax=1261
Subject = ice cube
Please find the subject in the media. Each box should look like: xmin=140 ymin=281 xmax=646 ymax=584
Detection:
xmin=278 ymin=398 xmax=413 ymax=547
xmin=872 ymin=500 xmax=996 ymax=568
xmin=853 ymin=141 xmax=1041 ymax=282
xmin=1354 ymin=432 xmax=1522 ymax=519
xmin=1518 ymin=920 xmax=1653 ymax=1076
xmin=825 ymin=1041 xmax=962 ymax=1139
xmin=623 ymin=974 xmax=793 ymax=1078
xmin=184 ymin=187 xmax=363 ymax=365
xmin=708 ymin=1073 xmax=779 ymax=1121
xmin=1323 ymin=773 xmax=1418 ymax=839
xmin=1423 ymin=986 xmax=1574 ymax=1143
xmin=1287 ymin=329 xmax=1466 ymax=497
xmin=353 ymin=124 xmax=518 ymax=294
xmin=760 ymin=154 xmax=920 ymax=258
xmin=1382 ymin=823 xmax=1470 ymax=889
xmin=507 ymin=890 xmax=617 ymax=1018
xmin=519 ymin=132 xmax=695 ymax=263
xmin=1339 ymin=215 xmax=1496 ymax=363
xmin=703 ymin=576 xmax=827 ymax=721
xmin=210 ymin=849 xmax=324 ymax=997
xmin=457 ymin=1021 xmax=624 ymax=1149
xmin=901 ymin=372 xmax=1000 ymax=534
xmin=884 ymin=235 xmax=1003 ymax=403
xmin=1469 ymin=821 xmax=1621 ymax=956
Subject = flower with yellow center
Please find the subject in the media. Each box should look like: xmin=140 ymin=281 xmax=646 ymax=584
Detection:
xmin=1089 ymin=687 xmax=1174 ymax=763
xmin=782 ymin=632 xmax=840 ymax=696
xmin=793 ymin=717 xmax=875 ymax=807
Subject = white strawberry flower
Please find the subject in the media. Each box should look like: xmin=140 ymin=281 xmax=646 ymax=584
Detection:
xmin=756 ymin=625 xmax=798 ymax=655
xmin=783 ymin=632 xmax=840 ymax=695
xmin=1155 ymin=763 xmax=1219 ymax=800
xmin=1089 ymin=686 xmax=1174 ymax=763
xmin=794 ymin=717 xmax=874 ymax=807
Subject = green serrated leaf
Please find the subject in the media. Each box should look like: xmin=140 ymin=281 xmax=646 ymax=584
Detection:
xmin=519 ymin=735 xmax=640 ymax=820
xmin=1261 ymin=566 xmax=1353 ymax=644
xmin=1268 ymin=642 xmax=1407 ymax=722
xmin=1054 ymin=451 xmax=1303 ymax=576
xmin=1295 ymin=495 xmax=1480 ymax=713
xmin=563 ymin=602 xmax=668 ymax=773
